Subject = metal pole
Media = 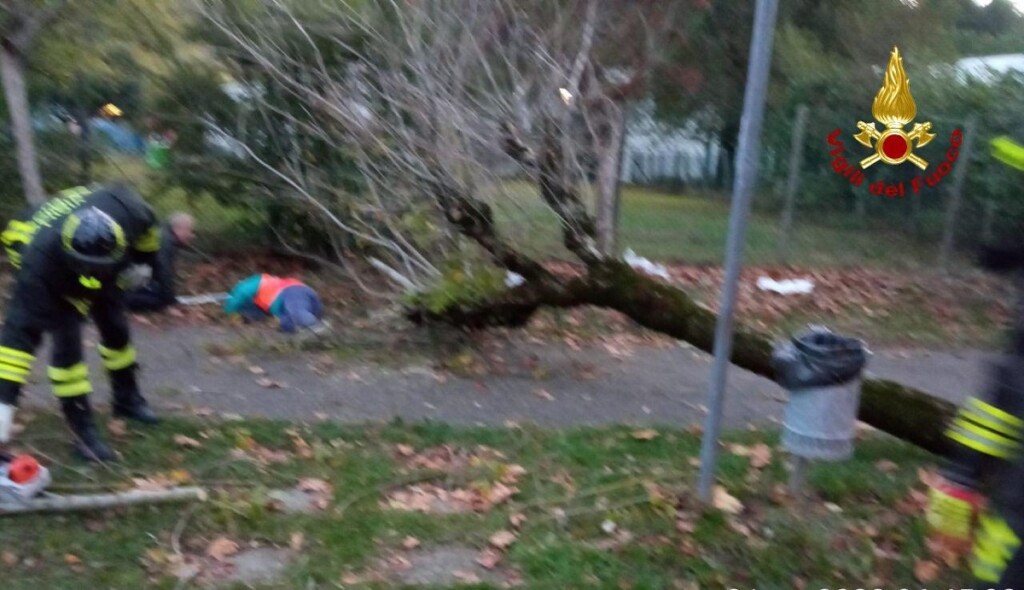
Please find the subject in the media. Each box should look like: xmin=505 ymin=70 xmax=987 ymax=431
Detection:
xmin=697 ymin=0 xmax=781 ymax=503
xmin=938 ymin=115 xmax=977 ymax=272
xmin=778 ymin=104 xmax=809 ymax=264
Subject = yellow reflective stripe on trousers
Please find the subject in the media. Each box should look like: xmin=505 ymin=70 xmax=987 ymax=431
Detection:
xmin=52 ymin=379 xmax=93 ymax=397
xmin=98 ymin=345 xmax=137 ymax=371
xmin=969 ymin=397 xmax=1024 ymax=429
xmin=0 ymin=355 xmax=32 ymax=371
xmin=0 ymin=361 xmax=30 ymax=381
xmin=0 ymin=347 xmax=34 ymax=362
xmin=134 ymin=226 xmax=161 ymax=253
xmin=47 ymin=363 xmax=89 ymax=383
xmin=0 ymin=369 xmax=27 ymax=384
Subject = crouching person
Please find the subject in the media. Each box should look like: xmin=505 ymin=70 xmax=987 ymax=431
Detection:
xmin=223 ymin=274 xmax=327 ymax=334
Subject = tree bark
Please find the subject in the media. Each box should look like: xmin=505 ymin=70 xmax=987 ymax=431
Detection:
xmin=595 ymin=105 xmax=627 ymax=256
xmin=0 ymin=46 xmax=45 ymax=206
xmin=411 ymin=259 xmax=956 ymax=455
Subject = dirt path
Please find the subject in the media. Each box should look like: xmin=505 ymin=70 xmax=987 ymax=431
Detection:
xmin=17 ymin=323 xmax=992 ymax=430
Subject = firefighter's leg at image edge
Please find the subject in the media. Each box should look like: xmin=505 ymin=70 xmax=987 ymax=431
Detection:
xmin=50 ymin=320 xmax=116 ymax=462
xmin=0 ymin=318 xmax=42 ymax=446
xmin=92 ymin=297 xmax=158 ymax=424
xmin=971 ymin=512 xmax=1024 ymax=587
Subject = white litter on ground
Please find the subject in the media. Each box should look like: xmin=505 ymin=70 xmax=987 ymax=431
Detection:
xmin=756 ymin=276 xmax=815 ymax=295
xmin=505 ymin=271 xmax=525 ymax=288
xmin=623 ymin=248 xmax=671 ymax=280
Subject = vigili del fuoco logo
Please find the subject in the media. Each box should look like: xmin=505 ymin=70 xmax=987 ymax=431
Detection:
xmin=826 ymin=46 xmax=964 ymax=198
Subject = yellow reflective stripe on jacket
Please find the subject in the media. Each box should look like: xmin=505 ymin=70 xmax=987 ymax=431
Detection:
xmin=98 ymin=345 xmax=137 ymax=371
xmin=47 ymin=363 xmax=89 ymax=383
xmin=66 ymin=298 xmax=92 ymax=316
xmin=134 ymin=225 xmax=161 ymax=253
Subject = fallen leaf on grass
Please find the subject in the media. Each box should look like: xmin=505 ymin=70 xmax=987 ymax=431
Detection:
xmin=476 ymin=548 xmax=503 ymax=569
xmin=290 ymin=532 xmax=305 ymax=551
xmin=173 ymin=434 xmax=202 ymax=449
xmin=401 ymin=536 xmax=420 ymax=550
xmin=500 ymin=464 xmax=528 ymax=484
xmin=297 ymin=478 xmax=333 ymax=494
xmin=509 ymin=513 xmax=528 ymax=529
xmin=2 ymin=551 xmax=17 ymax=567
xmin=107 ymin=419 xmax=128 ymax=438
xmin=914 ymin=560 xmax=940 ymax=583
xmin=396 ymin=444 xmax=416 ymax=457
xmin=875 ymin=459 xmax=899 ymax=473
xmin=675 ymin=517 xmax=695 ymax=534
xmin=748 ymin=443 xmax=772 ymax=469
xmin=489 ymin=530 xmax=518 ymax=549
xmin=711 ymin=486 xmax=743 ymax=514
xmin=486 ymin=483 xmax=518 ymax=506
xmin=631 ymin=429 xmax=659 ymax=441
xmin=64 ymin=554 xmax=81 ymax=567
xmin=206 ymin=537 xmax=239 ymax=562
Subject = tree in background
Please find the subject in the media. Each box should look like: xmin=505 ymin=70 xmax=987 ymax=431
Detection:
xmin=1 ymin=0 xmax=71 ymax=206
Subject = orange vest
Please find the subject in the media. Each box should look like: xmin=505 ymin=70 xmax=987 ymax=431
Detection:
xmin=254 ymin=274 xmax=304 ymax=312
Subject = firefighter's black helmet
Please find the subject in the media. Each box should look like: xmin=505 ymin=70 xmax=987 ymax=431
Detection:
xmin=61 ymin=207 xmax=126 ymax=267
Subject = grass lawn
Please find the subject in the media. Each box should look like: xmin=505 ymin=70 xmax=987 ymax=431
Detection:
xmin=494 ymin=182 xmax=961 ymax=270
xmin=0 ymin=413 xmax=972 ymax=589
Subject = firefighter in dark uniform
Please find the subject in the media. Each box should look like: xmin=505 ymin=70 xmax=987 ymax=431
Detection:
xmin=927 ymin=134 xmax=1024 ymax=586
xmin=0 ymin=183 xmax=162 ymax=461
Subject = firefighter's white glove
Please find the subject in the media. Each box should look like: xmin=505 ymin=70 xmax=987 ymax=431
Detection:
xmin=118 ymin=264 xmax=152 ymax=290
xmin=0 ymin=403 xmax=14 ymax=443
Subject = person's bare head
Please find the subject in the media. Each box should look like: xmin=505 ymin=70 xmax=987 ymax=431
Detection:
xmin=169 ymin=212 xmax=196 ymax=246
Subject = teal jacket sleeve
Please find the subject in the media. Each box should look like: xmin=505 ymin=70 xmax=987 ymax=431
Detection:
xmin=224 ymin=275 xmax=262 ymax=314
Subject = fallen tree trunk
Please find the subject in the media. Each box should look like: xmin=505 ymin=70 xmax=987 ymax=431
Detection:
xmin=411 ymin=259 xmax=956 ymax=455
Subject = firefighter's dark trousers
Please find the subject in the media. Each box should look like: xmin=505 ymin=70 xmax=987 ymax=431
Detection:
xmin=0 ymin=295 xmax=138 ymax=407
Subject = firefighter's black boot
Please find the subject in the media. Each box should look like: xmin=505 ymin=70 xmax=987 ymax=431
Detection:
xmin=110 ymin=366 xmax=159 ymax=424
xmin=60 ymin=396 xmax=116 ymax=462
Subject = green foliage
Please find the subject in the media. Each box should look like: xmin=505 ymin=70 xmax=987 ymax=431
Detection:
xmin=407 ymin=257 xmax=510 ymax=314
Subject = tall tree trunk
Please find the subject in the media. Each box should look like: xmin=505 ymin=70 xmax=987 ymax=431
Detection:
xmin=595 ymin=105 xmax=626 ymax=256
xmin=0 ymin=46 xmax=45 ymax=206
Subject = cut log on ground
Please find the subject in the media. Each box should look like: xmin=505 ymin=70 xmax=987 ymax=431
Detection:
xmin=0 ymin=487 xmax=207 ymax=516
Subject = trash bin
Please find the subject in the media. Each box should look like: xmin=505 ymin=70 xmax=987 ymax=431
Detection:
xmin=774 ymin=326 xmax=869 ymax=461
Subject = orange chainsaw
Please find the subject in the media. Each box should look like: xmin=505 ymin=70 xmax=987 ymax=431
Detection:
xmin=0 ymin=452 xmax=52 ymax=506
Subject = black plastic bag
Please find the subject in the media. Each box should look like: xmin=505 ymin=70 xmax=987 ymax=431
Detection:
xmin=773 ymin=326 xmax=868 ymax=389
